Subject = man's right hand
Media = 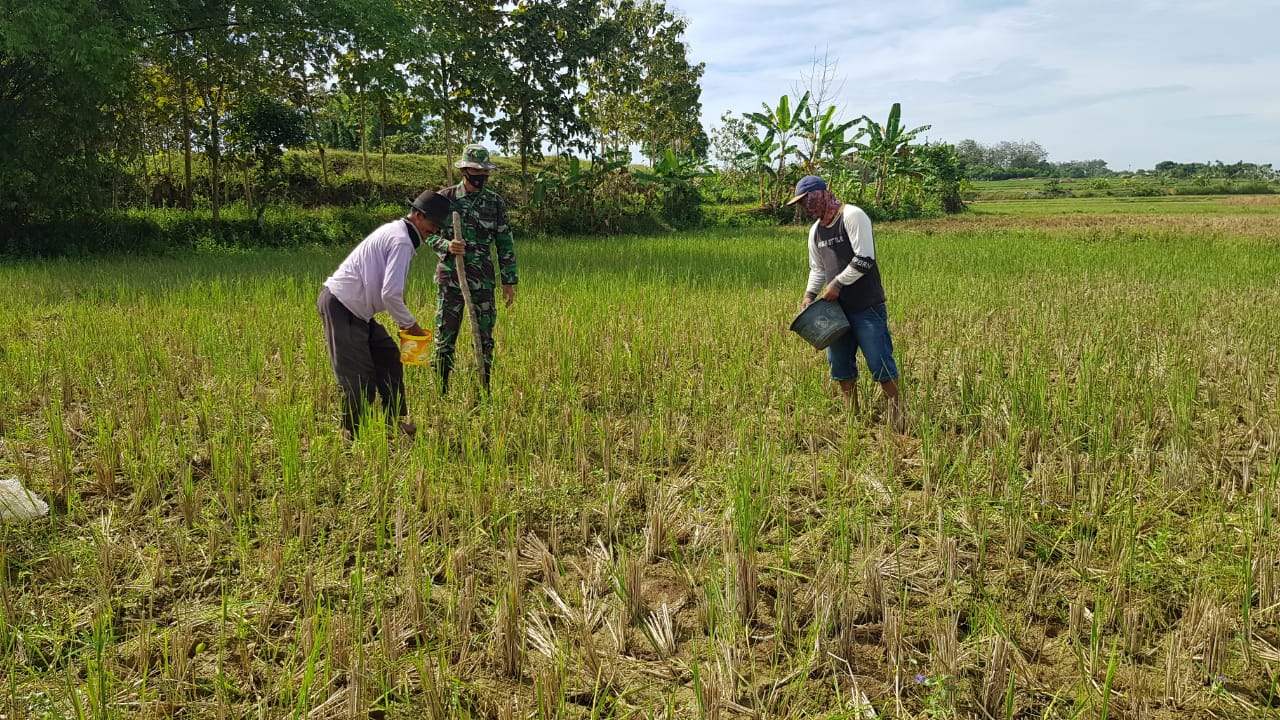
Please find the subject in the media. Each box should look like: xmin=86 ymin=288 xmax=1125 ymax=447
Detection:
xmin=448 ymin=238 xmax=465 ymax=255
xmin=800 ymin=297 xmax=813 ymax=310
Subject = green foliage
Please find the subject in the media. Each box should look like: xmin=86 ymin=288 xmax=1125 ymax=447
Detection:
xmin=119 ymin=148 xmax=454 ymax=210
xmin=1040 ymin=179 xmax=1069 ymax=197
xmin=582 ymin=0 xmax=705 ymax=162
xmin=401 ymin=1 xmax=505 ymax=177
xmin=698 ymin=202 xmax=784 ymax=228
xmin=734 ymin=127 xmax=780 ymax=208
xmin=797 ymin=104 xmax=863 ymax=174
xmin=1171 ymin=181 xmax=1276 ymax=196
xmin=1 ymin=204 xmax=391 ymax=257
xmin=521 ymin=149 xmax=709 ymax=235
xmin=969 ymin=176 xmax=1279 ymax=206
xmin=490 ymin=0 xmax=598 ymax=182
xmin=955 ymin=138 xmax=1058 ymax=179
xmin=917 ymin=142 xmax=967 ymax=214
xmin=0 ymin=0 xmax=147 ymax=224
xmin=728 ymin=94 xmax=955 ymax=218
xmin=858 ymin=102 xmax=931 ymax=206
xmin=2 ymin=0 xmax=711 ymax=250
xmin=526 ymin=151 xmax=633 ymax=233
xmin=224 ymin=95 xmax=310 ymax=204
xmin=709 ymin=111 xmax=756 ymax=173
xmin=744 ymin=92 xmax=811 ymax=206
xmin=634 ymin=149 xmax=709 ymax=196
xmin=1155 ymin=160 xmax=1276 ymax=181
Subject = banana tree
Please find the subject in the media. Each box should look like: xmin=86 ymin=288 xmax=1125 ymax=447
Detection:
xmin=735 ymin=129 xmax=778 ymax=207
xmin=745 ymin=92 xmax=810 ymax=204
xmin=633 ymin=147 xmax=708 ymax=210
xmin=799 ymin=105 xmax=864 ymax=173
xmin=891 ymin=153 xmax=930 ymax=207
xmin=532 ymin=150 xmax=631 ymax=215
xmin=859 ymin=102 xmax=930 ymax=205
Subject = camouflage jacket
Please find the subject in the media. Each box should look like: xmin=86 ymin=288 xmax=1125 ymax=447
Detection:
xmin=430 ymin=184 xmax=518 ymax=290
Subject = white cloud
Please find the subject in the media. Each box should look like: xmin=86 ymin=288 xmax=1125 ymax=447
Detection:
xmin=674 ymin=0 xmax=1280 ymax=169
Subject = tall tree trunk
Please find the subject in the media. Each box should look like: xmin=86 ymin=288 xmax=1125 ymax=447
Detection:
xmin=443 ymin=112 xmax=454 ymax=184
xmin=110 ymin=143 xmax=118 ymax=210
xmin=359 ymin=89 xmax=370 ymax=184
xmin=883 ymin=159 xmax=890 ymax=205
xmin=520 ymin=108 xmax=530 ymax=203
xmin=209 ymin=95 xmax=221 ymax=225
xmin=181 ymin=74 xmax=193 ymax=210
xmin=317 ymin=139 xmax=329 ymax=187
xmin=380 ymin=104 xmax=387 ymax=186
xmin=307 ymin=103 xmax=329 ymax=187
xmin=139 ymin=126 xmax=151 ymax=209
xmin=438 ymin=56 xmax=456 ymax=184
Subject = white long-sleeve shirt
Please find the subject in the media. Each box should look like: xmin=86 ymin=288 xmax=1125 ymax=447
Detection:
xmin=323 ymin=219 xmax=420 ymax=328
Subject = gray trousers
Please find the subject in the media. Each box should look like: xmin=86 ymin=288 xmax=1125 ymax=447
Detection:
xmin=317 ymin=287 xmax=406 ymax=432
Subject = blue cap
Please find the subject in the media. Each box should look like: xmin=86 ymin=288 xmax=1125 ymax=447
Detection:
xmin=785 ymin=175 xmax=827 ymax=205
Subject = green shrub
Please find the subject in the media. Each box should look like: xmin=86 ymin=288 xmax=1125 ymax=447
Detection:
xmin=1 ymin=205 xmax=395 ymax=258
xmin=1172 ymin=181 xmax=1275 ymax=196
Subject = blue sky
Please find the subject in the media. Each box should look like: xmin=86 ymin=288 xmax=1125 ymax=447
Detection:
xmin=670 ymin=0 xmax=1280 ymax=170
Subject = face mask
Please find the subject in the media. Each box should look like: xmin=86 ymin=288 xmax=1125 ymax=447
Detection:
xmin=802 ymin=190 xmax=838 ymax=219
xmin=464 ymin=173 xmax=489 ymax=191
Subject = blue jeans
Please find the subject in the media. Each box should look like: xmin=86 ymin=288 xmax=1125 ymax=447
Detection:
xmin=826 ymin=303 xmax=899 ymax=383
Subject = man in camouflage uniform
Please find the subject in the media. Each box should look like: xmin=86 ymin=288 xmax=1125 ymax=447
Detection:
xmin=428 ymin=144 xmax=518 ymax=394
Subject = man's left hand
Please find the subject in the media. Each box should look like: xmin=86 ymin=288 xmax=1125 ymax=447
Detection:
xmin=821 ymin=283 xmax=841 ymax=301
xmin=502 ymin=284 xmax=516 ymax=308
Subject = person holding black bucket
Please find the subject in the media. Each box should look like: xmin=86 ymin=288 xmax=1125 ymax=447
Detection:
xmin=788 ymin=175 xmax=905 ymax=432
xmin=318 ymin=190 xmax=450 ymax=438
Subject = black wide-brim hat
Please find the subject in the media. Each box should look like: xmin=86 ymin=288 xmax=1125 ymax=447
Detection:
xmin=409 ymin=190 xmax=450 ymax=227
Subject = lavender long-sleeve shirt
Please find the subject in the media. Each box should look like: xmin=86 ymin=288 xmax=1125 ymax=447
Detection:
xmin=323 ymin=219 xmax=421 ymax=328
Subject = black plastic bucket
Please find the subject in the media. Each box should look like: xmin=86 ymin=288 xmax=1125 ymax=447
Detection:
xmin=789 ymin=299 xmax=850 ymax=350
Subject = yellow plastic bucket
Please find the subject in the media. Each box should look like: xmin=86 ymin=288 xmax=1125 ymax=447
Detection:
xmin=399 ymin=330 xmax=433 ymax=366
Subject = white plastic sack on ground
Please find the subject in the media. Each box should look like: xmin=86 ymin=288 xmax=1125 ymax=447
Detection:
xmin=0 ymin=477 xmax=49 ymax=522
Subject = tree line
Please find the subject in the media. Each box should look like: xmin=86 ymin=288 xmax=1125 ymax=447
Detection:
xmin=954 ymin=140 xmax=1277 ymax=182
xmin=1151 ymin=160 xmax=1276 ymax=182
xmin=19 ymin=2 xmax=1269 ymax=254
xmin=0 ymin=0 xmax=704 ymax=229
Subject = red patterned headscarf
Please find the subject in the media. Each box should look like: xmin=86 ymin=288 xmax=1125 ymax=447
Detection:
xmin=801 ymin=189 xmax=841 ymax=223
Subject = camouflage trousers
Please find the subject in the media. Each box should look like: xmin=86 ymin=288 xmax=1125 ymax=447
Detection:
xmin=432 ymin=285 xmax=496 ymax=392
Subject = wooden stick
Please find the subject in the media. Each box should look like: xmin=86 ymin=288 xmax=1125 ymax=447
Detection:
xmin=451 ymin=211 xmax=486 ymax=376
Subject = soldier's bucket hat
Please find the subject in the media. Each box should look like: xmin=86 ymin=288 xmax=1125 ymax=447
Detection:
xmin=456 ymin=144 xmax=498 ymax=170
